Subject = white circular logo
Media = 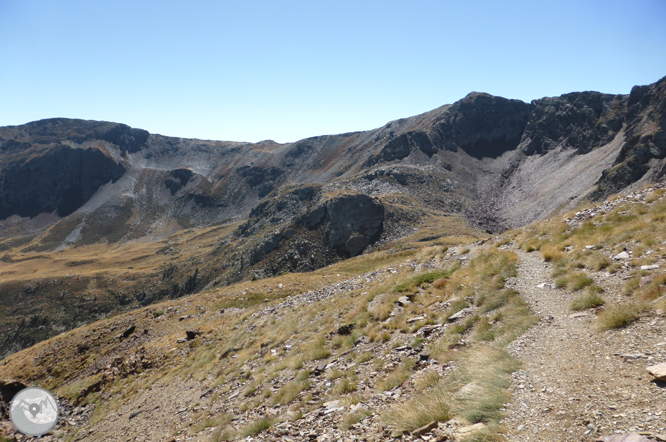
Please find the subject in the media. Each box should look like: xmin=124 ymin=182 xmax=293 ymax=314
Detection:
xmin=9 ymin=387 xmax=59 ymax=436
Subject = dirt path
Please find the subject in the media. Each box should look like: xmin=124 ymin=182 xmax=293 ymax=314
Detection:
xmin=503 ymin=249 xmax=666 ymax=441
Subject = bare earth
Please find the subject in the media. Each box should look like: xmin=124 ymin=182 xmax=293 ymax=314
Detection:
xmin=504 ymin=249 xmax=666 ymax=441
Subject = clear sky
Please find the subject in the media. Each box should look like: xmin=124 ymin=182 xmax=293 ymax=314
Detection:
xmin=1 ymin=1 xmax=665 ymax=143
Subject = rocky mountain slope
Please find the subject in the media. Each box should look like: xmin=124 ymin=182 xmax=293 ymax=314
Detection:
xmin=2 ymin=75 xmax=664 ymax=244
xmin=0 ymin=75 xmax=665 ymax=360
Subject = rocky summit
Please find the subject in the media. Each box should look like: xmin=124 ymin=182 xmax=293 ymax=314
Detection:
xmin=1 ymin=76 xmax=666 ymax=442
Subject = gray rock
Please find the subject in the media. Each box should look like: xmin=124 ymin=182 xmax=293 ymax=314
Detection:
xmin=448 ymin=308 xmax=471 ymax=322
xmin=640 ymin=264 xmax=659 ymax=270
xmin=412 ymin=421 xmax=438 ymax=436
xmin=647 ymin=362 xmax=666 ymax=381
xmin=604 ymin=435 xmax=652 ymax=442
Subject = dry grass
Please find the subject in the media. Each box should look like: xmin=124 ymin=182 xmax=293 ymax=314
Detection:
xmin=596 ymin=303 xmax=642 ymax=331
xmin=570 ymin=293 xmax=605 ymax=311
xmin=0 ymin=212 xmax=525 ymax=441
xmin=383 ymin=386 xmax=451 ymax=432
xmin=241 ymin=417 xmax=274 ymax=436
xmin=541 ymin=245 xmax=564 ymax=263
xmin=341 ymin=408 xmax=373 ymax=430
xmin=332 ymin=376 xmax=358 ymax=395
xmin=376 ymin=358 xmax=416 ymax=392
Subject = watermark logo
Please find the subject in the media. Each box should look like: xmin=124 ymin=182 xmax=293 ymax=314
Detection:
xmin=9 ymin=387 xmax=59 ymax=436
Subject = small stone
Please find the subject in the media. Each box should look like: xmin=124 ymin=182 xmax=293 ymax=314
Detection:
xmin=614 ymin=251 xmax=630 ymax=260
xmin=646 ymin=362 xmax=666 ymax=381
xmin=640 ymin=276 xmax=653 ymax=287
xmin=604 ymin=435 xmax=651 ymax=442
xmin=407 ymin=315 xmax=427 ymax=323
xmin=641 ymin=264 xmax=659 ymax=270
xmin=619 ymin=353 xmax=644 ymax=362
xmin=448 ymin=308 xmax=470 ymax=322
xmin=397 ymin=296 xmax=411 ymax=306
xmin=456 ymin=423 xmax=486 ymax=436
xmin=412 ymin=421 xmax=438 ymax=437
xmin=640 ymin=264 xmax=659 ymax=270
xmin=185 ymin=330 xmax=200 ymax=340
xmin=569 ymin=312 xmax=591 ymax=319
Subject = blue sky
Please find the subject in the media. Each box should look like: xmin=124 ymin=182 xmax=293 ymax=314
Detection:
xmin=1 ymin=1 xmax=665 ymax=143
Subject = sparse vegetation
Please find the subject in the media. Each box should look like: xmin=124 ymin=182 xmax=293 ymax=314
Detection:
xmin=596 ymin=303 xmax=642 ymax=330
xmin=570 ymin=292 xmax=605 ymax=311
xmin=241 ymin=417 xmax=274 ymax=436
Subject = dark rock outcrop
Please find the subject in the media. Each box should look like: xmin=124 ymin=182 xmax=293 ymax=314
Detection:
xmin=522 ymin=91 xmax=627 ymax=155
xmin=593 ymin=76 xmax=666 ymax=197
xmin=432 ymin=92 xmax=531 ymax=159
xmin=0 ymin=145 xmax=126 ymax=219
xmin=165 ymin=168 xmax=194 ymax=195
xmin=325 ymin=194 xmax=384 ymax=257
xmin=97 ymin=124 xmax=149 ymax=154
xmin=243 ymin=193 xmax=384 ymax=273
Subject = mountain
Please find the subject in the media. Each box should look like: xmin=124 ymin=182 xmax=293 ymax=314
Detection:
xmin=0 ymin=75 xmax=665 ymax=359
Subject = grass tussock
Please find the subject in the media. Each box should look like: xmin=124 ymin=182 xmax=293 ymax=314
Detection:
xmin=341 ymin=408 xmax=373 ymax=430
xmin=394 ymin=266 xmax=458 ymax=293
xmin=332 ymin=376 xmax=358 ymax=395
xmin=272 ymin=380 xmax=310 ymax=405
xmin=241 ymin=417 xmax=274 ymax=436
xmin=596 ymin=303 xmax=642 ymax=331
xmin=376 ymin=358 xmax=416 ymax=392
xmin=451 ymin=347 xmax=518 ymax=424
xmin=541 ymin=245 xmax=564 ymax=263
xmin=570 ymin=293 xmax=605 ymax=311
xmin=383 ymin=386 xmax=451 ymax=432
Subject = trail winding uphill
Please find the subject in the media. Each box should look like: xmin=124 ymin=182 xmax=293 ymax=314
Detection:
xmin=503 ymin=250 xmax=666 ymax=441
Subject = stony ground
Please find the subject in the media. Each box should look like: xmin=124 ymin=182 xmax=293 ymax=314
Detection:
xmin=504 ymin=249 xmax=666 ymax=442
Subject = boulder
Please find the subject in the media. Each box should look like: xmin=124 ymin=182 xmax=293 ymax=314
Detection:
xmin=0 ymin=379 xmax=27 ymax=420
